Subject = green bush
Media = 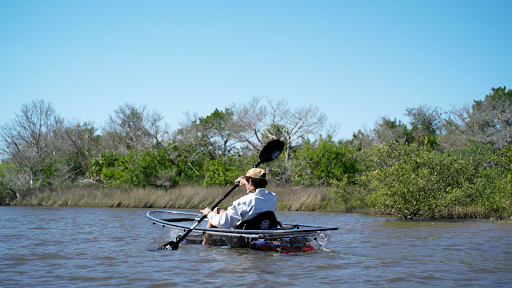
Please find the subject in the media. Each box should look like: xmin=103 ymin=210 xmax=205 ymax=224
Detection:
xmin=0 ymin=162 xmax=18 ymax=204
xmin=340 ymin=141 xmax=511 ymax=219
xmin=293 ymin=136 xmax=358 ymax=185
xmin=357 ymin=143 xmax=478 ymax=218
xmin=462 ymin=144 xmax=512 ymax=218
xmin=203 ymin=158 xmax=243 ymax=186
xmin=87 ymin=148 xmax=200 ymax=187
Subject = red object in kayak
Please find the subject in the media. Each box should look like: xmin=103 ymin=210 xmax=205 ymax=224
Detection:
xmin=248 ymin=237 xmax=315 ymax=253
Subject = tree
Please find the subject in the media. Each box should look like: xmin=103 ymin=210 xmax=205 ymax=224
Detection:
xmin=0 ymin=100 xmax=63 ymax=188
xmin=202 ymin=157 xmax=245 ymax=186
xmin=181 ymin=108 xmax=242 ymax=158
xmin=372 ymin=117 xmax=413 ymax=145
xmin=102 ymin=103 xmax=170 ymax=154
xmin=232 ymin=97 xmax=277 ymax=153
xmin=293 ymin=136 xmax=358 ymax=186
xmin=350 ymin=118 xmax=413 ymax=150
xmin=60 ymin=120 xmax=100 ymax=180
xmin=234 ymin=97 xmax=329 ymax=165
xmin=471 ymin=87 xmax=511 ymax=148
xmin=350 ymin=127 xmax=374 ymax=151
xmin=405 ymin=104 xmax=444 ymax=147
xmin=0 ymin=161 xmax=21 ymax=204
xmin=443 ymin=87 xmax=512 ymax=150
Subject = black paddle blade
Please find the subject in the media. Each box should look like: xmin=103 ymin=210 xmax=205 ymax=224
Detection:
xmin=259 ymin=140 xmax=284 ymax=164
xmin=158 ymin=241 xmax=179 ymax=250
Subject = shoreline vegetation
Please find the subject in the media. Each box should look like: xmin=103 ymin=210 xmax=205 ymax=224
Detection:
xmin=1 ymin=88 xmax=511 ymax=220
xmin=14 ymin=185 xmax=345 ymax=212
xmin=9 ymin=184 xmax=511 ymax=221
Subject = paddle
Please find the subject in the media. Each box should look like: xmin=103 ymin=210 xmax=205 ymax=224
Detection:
xmin=159 ymin=139 xmax=285 ymax=250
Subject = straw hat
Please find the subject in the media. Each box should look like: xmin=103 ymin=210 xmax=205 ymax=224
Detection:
xmin=243 ymin=168 xmax=266 ymax=179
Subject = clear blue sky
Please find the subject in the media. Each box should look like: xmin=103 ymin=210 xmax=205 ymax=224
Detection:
xmin=1 ymin=0 xmax=511 ymax=139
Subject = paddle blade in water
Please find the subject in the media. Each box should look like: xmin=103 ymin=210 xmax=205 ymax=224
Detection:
xmin=158 ymin=241 xmax=179 ymax=250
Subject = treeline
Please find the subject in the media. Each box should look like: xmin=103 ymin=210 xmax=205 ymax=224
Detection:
xmin=0 ymin=97 xmax=330 ymax=196
xmin=1 ymin=88 xmax=511 ymax=219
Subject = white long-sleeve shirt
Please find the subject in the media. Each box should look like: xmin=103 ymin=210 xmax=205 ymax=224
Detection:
xmin=207 ymin=188 xmax=277 ymax=229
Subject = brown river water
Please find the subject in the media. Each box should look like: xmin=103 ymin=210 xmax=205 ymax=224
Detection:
xmin=1 ymin=206 xmax=511 ymax=287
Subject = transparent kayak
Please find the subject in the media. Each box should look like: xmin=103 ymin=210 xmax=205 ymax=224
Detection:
xmin=146 ymin=210 xmax=338 ymax=253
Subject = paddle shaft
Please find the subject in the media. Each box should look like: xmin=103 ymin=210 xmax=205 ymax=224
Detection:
xmin=170 ymin=182 xmax=241 ymax=249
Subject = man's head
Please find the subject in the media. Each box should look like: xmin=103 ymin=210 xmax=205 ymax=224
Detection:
xmin=242 ymin=168 xmax=268 ymax=189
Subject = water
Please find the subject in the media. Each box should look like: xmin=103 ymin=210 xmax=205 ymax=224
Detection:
xmin=1 ymin=206 xmax=511 ymax=287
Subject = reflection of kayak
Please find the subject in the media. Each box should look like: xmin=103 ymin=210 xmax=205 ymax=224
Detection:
xmin=146 ymin=210 xmax=338 ymax=253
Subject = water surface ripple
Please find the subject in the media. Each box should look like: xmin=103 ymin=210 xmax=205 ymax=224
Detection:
xmin=1 ymin=207 xmax=511 ymax=287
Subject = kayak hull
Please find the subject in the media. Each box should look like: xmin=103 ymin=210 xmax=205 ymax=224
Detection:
xmin=147 ymin=210 xmax=337 ymax=253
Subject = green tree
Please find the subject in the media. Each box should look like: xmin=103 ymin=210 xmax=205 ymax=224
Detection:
xmin=405 ymin=104 xmax=443 ymax=148
xmin=196 ymin=108 xmax=241 ymax=157
xmin=293 ymin=136 xmax=358 ymax=186
xmin=88 ymin=143 xmax=205 ymax=188
xmin=0 ymin=162 xmax=17 ymax=204
xmin=202 ymin=157 xmax=246 ymax=186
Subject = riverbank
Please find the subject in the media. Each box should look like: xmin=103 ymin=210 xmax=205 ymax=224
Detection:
xmin=13 ymin=185 xmax=348 ymax=212
xmin=10 ymin=184 xmax=511 ymax=220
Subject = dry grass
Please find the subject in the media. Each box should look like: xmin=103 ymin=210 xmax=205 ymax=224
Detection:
xmin=14 ymin=185 xmax=512 ymax=219
xmin=17 ymin=184 xmax=344 ymax=212
xmin=273 ymin=186 xmax=342 ymax=211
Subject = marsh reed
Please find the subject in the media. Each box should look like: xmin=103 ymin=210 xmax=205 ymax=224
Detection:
xmin=18 ymin=184 xmax=344 ymax=212
xmin=17 ymin=185 xmax=507 ymax=219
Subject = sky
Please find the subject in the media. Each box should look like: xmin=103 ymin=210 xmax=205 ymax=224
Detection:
xmin=1 ymin=0 xmax=511 ymax=140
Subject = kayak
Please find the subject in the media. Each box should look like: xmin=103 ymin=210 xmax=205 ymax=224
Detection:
xmin=146 ymin=210 xmax=338 ymax=253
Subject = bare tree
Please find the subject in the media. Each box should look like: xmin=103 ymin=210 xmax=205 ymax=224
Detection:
xmin=231 ymin=97 xmax=272 ymax=153
xmin=102 ymin=103 xmax=170 ymax=154
xmin=234 ymin=97 xmax=328 ymax=165
xmin=0 ymin=100 xmax=63 ymax=188
xmin=440 ymin=104 xmax=473 ymax=150
xmin=60 ymin=120 xmax=100 ymax=179
xmin=470 ymin=87 xmax=512 ymax=149
xmin=350 ymin=126 xmax=374 ymax=150
xmin=443 ymin=87 xmax=512 ymax=150
xmin=280 ymin=105 xmax=327 ymax=164
xmin=372 ymin=117 xmax=411 ymax=145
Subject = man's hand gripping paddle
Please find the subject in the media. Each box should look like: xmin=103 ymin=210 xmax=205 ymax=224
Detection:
xmin=158 ymin=139 xmax=285 ymax=250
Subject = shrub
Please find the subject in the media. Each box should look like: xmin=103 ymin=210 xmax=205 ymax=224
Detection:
xmin=359 ymin=142 xmax=479 ymax=219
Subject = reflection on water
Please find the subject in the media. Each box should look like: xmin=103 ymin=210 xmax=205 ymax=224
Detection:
xmin=1 ymin=207 xmax=511 ymax=287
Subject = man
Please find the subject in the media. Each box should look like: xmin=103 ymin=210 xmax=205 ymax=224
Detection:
xmin=200 ymin=168 xmax=279 ymax=245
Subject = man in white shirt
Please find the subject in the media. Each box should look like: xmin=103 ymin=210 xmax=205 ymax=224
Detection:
xmin=200 ymin=168 xmax=278 ymax=245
